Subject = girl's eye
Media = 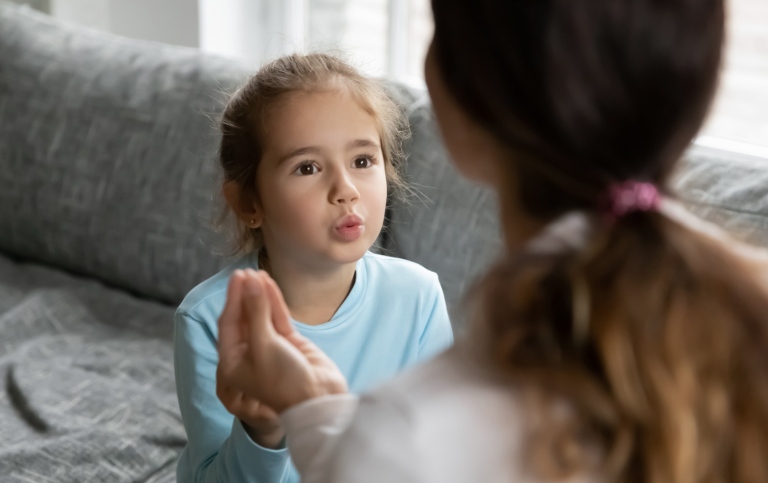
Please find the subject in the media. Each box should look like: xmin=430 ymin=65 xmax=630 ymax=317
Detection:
xmin=354 ymin=155 xmax=374 ymax=169
xmin=294 ymin=162 xmax=319 ymax=176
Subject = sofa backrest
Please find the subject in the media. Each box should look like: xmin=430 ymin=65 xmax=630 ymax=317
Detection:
xmin=0 ymin=4 xmax=251 ymax=303
xmin=675 ymin=147 xmax=768 ymax=248
xmin=0 ymin=4 xmax=474 ymax=309
xmin=2 ymin=4 xmax=766 ymax=321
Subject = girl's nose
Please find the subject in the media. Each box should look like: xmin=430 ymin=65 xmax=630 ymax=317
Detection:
xmin=329 ymin=170 xmax=360 ymax=205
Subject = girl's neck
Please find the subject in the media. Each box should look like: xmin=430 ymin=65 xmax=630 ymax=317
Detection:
xmin=259 ymin=254 xmax=357 ymax=326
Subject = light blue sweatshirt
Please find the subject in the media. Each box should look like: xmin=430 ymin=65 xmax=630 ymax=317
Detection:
xmin=174 ymin=251 xmax=454 ymax=483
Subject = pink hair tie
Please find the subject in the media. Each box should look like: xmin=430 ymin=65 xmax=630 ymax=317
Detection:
xmin=605 ymin=181 xmax=661 ymax=220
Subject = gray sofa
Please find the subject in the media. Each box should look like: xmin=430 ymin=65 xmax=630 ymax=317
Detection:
xmin=1 ymin=3 xmax=767 ymax=482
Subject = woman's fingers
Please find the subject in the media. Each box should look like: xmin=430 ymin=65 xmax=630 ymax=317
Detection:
xmin=263 ymin=274 xmax=296 ymax=337
xmin=218 ymin=270 xmax=245 ymax=353
xmin=242 ymin=269 xmax=275 ymax=348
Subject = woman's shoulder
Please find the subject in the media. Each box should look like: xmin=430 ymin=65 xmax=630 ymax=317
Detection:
xmin=345 ymin=345 xmax=531 ymax=482
xmin=368 ymin=344 xmax=517 ymax=409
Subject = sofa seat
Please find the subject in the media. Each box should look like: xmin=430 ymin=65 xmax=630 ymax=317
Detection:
xmin=0 ymin=253 xmax=181 ymax=481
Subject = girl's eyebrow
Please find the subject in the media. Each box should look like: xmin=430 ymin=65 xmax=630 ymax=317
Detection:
xmin=278 ymin=146 xmax=322 ymax=165
xmin=347 ymin=138 xmax=380 ymax=150
xmin=278 ymin=139 xmax=380 ymax=165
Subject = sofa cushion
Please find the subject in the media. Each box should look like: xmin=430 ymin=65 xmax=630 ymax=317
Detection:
xmin=674 ymin=147 xmax=768 ymax=248
xmin=0 ymin=4 xmax=247 ymax=304
xmin=0 ymin=254 xmax=182 ymax=482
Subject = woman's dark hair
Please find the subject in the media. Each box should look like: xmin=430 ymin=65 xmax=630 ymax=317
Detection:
xmin=433 ymin=1 xmax=768 ymax=481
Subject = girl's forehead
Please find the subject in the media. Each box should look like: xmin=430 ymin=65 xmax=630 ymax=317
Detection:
xmin=274 ymin=87 xmax=366 ymax=117
xmin=262 ymin=89 xmax=382 ymax=153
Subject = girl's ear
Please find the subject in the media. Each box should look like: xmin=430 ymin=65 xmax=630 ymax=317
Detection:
xmin=223 ymin=180 xmax=263 ymax=229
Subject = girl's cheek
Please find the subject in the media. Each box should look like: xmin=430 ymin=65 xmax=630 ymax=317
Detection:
xmin=361 ymin=176 xmax=386 ymax=199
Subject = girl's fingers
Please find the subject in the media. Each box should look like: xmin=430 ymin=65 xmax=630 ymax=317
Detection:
xmin=218 ymin=270 xmax=245 ymax=352
xmin=263 ymin=274 xmax=296 ymax=337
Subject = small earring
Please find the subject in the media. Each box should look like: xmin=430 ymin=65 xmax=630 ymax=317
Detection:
xmin=249 ymin=219 xmax=256 ymax=226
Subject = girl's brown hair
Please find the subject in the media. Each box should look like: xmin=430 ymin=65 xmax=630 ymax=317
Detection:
xmin=218 ymin=53 xmax=408 ymax=254
xmin=433 ymin=0 xmax=768 ymax=482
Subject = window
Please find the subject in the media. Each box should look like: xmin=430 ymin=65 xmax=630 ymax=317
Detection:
xmin=200 ymin=0 xmax=765 ymax=154
xmin=199 ymin=0 xmax=432 ymax=88
xmin=698 ymin=0 xmax=768 ymax=154
xmin=24 ymin=0 xmax=768 ymax=155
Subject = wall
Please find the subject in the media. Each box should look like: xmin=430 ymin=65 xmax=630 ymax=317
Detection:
xmin=47 ymin=0 xmax=199 ymax=48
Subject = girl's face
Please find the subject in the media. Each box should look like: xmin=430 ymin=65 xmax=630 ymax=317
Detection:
xmin=254 ymin=88 xmax=388 ymax=270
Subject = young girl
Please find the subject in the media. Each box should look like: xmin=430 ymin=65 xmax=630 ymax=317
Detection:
xmin=173 ymin=53 xmax=454 ymax=483
xmin=216 ymin=1 xmax=768 ymax=482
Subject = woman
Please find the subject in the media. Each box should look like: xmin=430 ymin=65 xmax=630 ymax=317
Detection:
xmin=217 ymin=1 xmax=768 ymax=481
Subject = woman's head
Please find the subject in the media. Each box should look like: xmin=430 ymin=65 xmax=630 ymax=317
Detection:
xmin=428 ymin=2 xmax=768 ymax=483
xmin=219 ymin=53 xmax=408 ymax=266
xmin=427 ymin=0 xmax=724 ymax=220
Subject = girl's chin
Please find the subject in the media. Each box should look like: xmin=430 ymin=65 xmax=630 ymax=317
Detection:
xmin=324 ymin=239 xmax=375 ymax=265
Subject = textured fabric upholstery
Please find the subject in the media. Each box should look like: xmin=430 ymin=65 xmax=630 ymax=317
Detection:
xmin=0 ymin=253 xmax=181 ymax=482
xmin=674 ymin=150 xmax=768 ymax=247
xmin=0 ymin=4 xmax=247 ymax=304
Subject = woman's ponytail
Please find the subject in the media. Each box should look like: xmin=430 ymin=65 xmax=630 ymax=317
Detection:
xmin=479 ymin=197 xmax=768 ymax=482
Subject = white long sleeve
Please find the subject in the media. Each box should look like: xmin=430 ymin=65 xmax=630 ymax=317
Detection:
xmin=282 ymin=390 xmax=424 ymax=483
xmin=280 ymin=394 xmax=359 ymax=482
xmin=281 ymin=346 xmax=602 ymax=483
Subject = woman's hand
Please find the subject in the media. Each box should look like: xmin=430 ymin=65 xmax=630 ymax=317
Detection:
xmin=216 ymin=379 xmax=285 ymax=448
xmin=217 ymin=269 xmax=286 ymax=447
xmin=217 ymin=269 xmax=348 ymax=414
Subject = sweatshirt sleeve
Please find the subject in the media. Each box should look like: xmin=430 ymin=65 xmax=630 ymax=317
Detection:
xmin=281 ymin=393 xmax=421 ymax=483
xmin=174 ymin=311 xmax=292 ymax=483
xmin=417 ymin=273 xmax=454 ymax=361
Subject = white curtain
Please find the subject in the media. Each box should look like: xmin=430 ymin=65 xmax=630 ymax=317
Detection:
xmin=197 ymin=0 xmax=431 ymax=83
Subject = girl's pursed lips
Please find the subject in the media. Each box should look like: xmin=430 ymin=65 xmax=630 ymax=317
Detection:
xmin=335 ymin=214 xmax=363 ymax=229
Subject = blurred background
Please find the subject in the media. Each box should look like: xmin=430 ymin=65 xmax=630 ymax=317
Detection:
xmin=8 ymin=0 xmax=768 ymax=155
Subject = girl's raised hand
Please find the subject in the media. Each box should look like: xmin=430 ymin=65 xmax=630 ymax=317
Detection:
xmin=217 ymin=269 xmax=348 ymax=414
